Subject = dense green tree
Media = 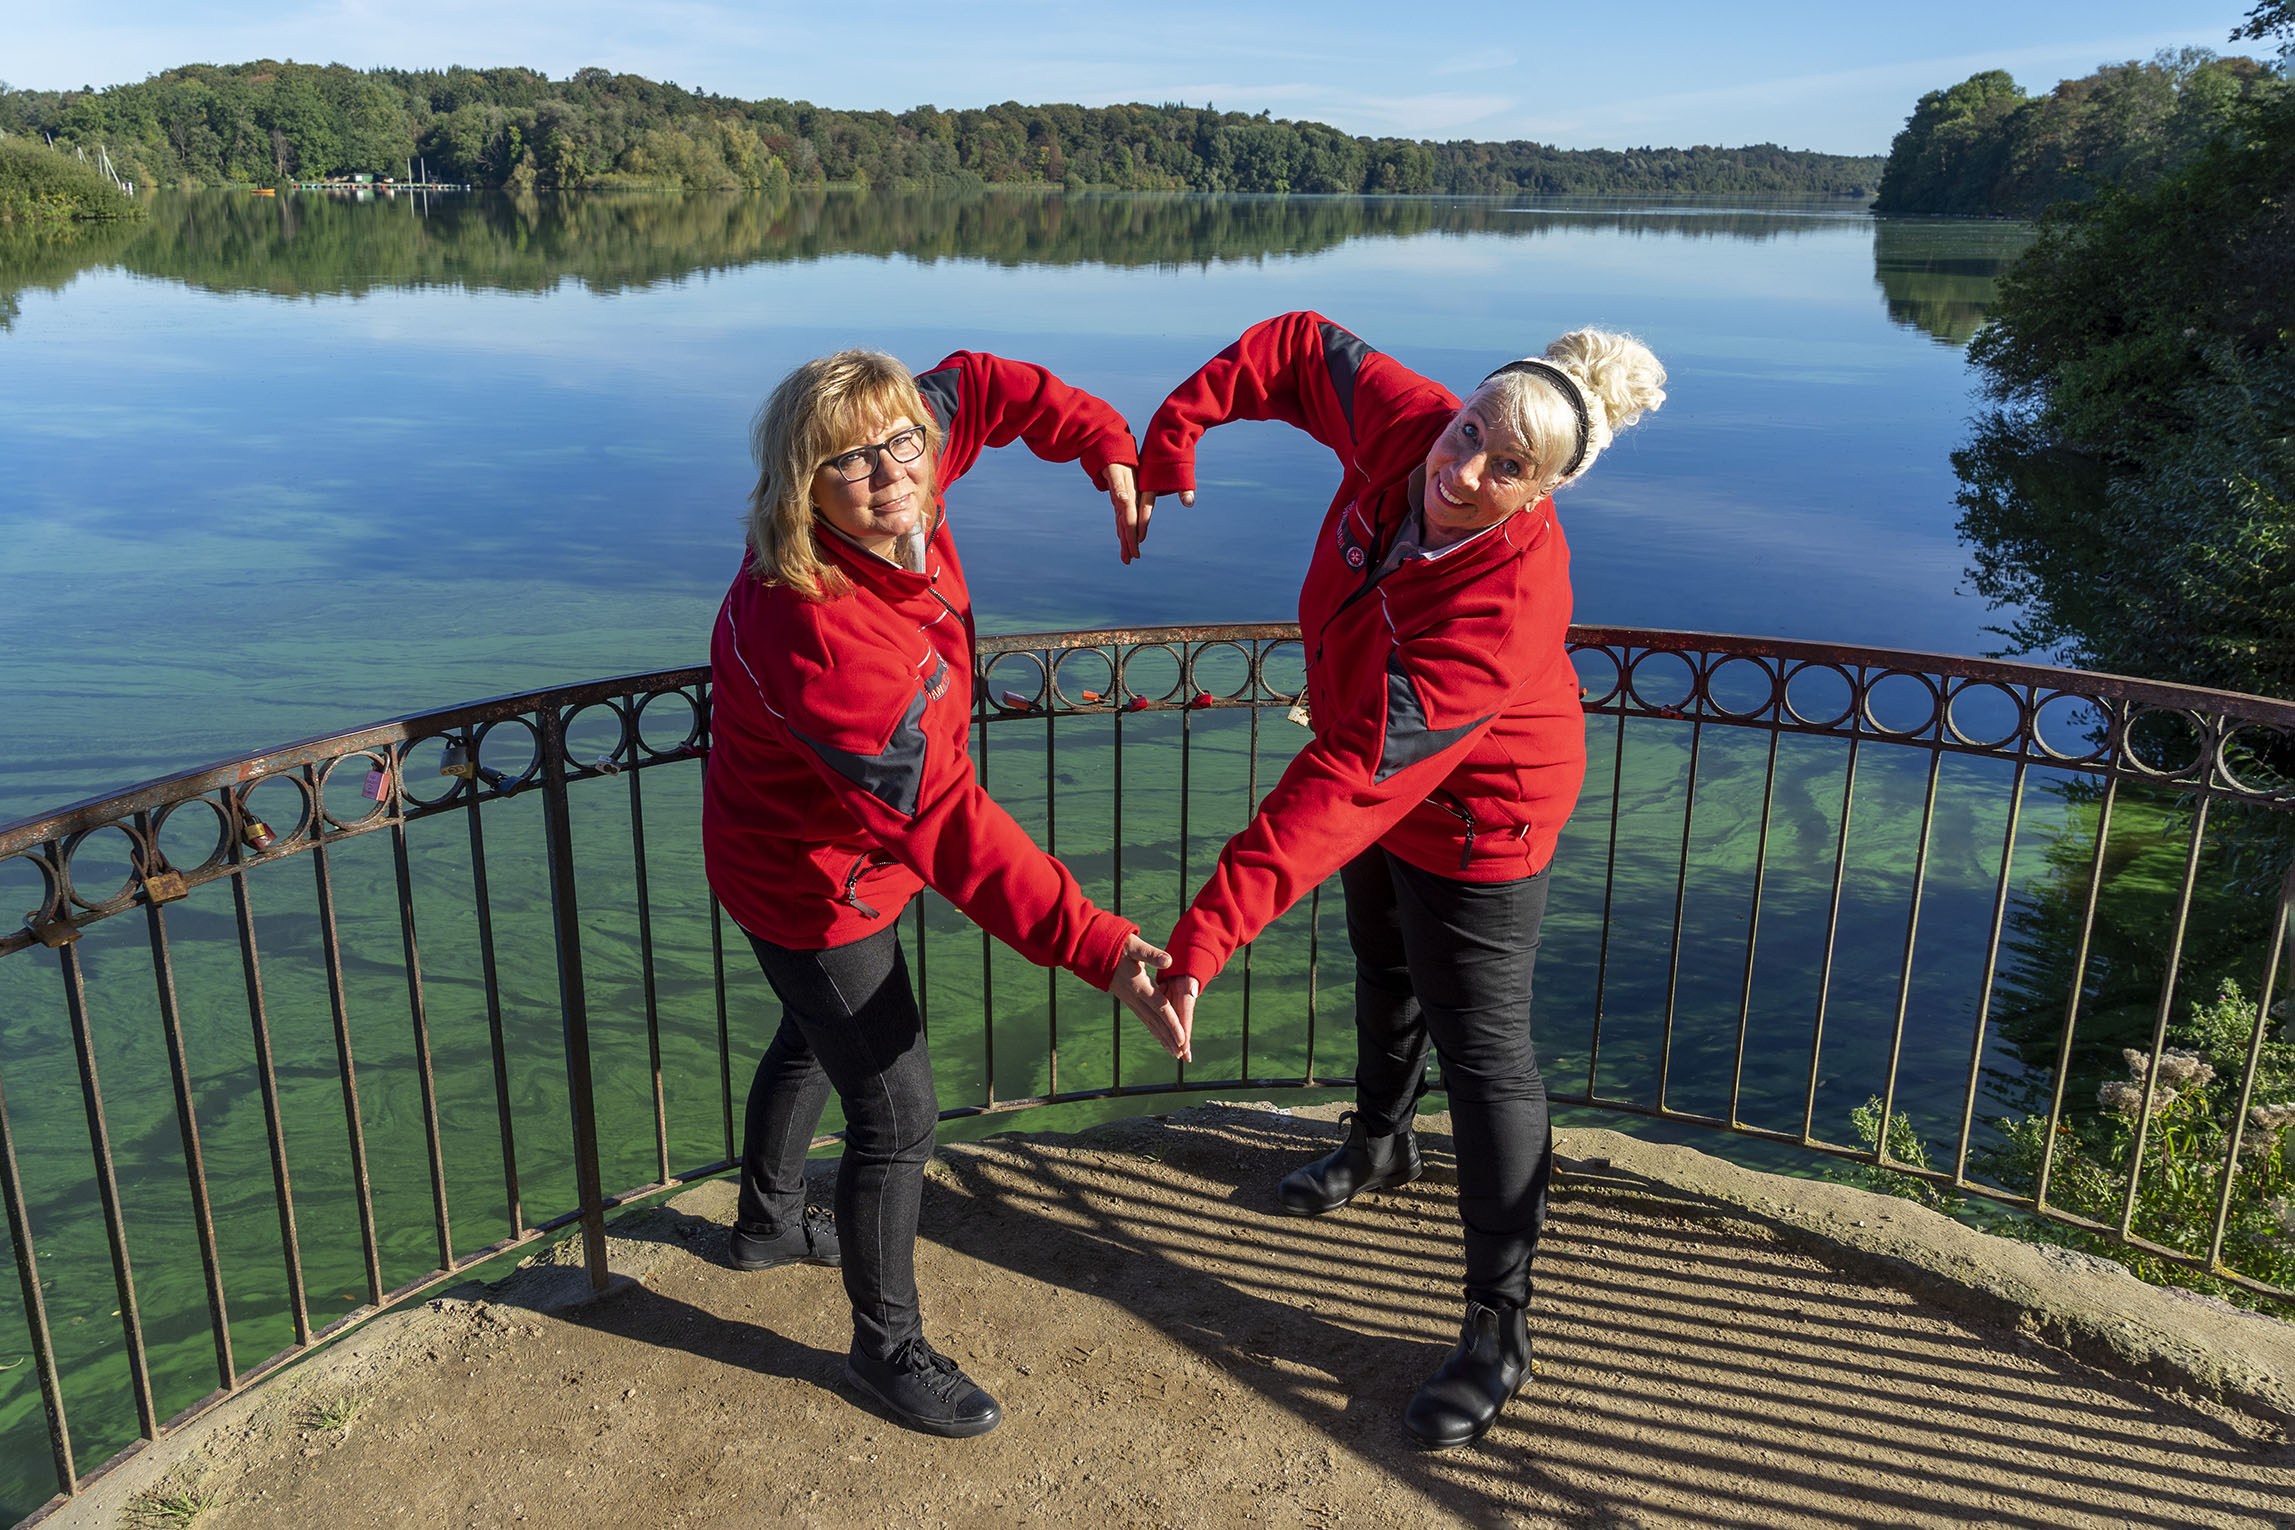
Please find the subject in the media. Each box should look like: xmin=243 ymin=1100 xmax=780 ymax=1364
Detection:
xmin=0 ymin=135 xmax=143 ymax=221
xmin=0 ymin=62 xmax=1881 ymax=197
xmin=262 ymin=70 xmax=340 ymax=179
xmin=1954 ymin=16 xmax=2292 ymax=701
xmin=1875 ymin=52 xmax=2281 ymax=216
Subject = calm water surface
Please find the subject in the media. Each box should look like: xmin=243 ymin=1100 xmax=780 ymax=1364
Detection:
xmin=2 ymin=190 xmax=2023 ymax=818
xmin=0 ymin=191 xmax=2056 ymax=1512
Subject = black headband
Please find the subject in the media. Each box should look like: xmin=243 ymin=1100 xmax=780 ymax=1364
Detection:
xmin=1481 ymin=359 xmax=1591 ymax=483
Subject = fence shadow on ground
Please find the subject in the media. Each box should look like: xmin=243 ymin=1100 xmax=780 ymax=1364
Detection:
xmin=910 ymin=1109 xmax=2292 ymax=1529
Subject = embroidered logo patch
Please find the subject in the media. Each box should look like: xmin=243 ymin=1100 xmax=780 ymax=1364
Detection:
xmin=921 ymin=655 xmax=951 ymax=702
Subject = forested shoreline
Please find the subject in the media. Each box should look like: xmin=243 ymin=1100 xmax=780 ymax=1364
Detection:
xmin=0 ymin=61 xmax=1881 ymax=197
xmin=1874 ymin=48 xmax=2282 ymax=216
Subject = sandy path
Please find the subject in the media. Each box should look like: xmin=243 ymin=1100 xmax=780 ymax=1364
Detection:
xmin=101 ymin=1105 xmax=2295 ymax=1530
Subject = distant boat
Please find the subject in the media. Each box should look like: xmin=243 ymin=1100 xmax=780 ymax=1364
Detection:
xmin=251 ymin=187 xmax=277 ymax=197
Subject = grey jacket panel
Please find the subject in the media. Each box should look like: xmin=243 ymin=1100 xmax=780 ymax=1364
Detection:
xmin=1376 ymin=650 xmax=1484 ymax=783
xmin=789 ymin=685 xmax=932 ymax=817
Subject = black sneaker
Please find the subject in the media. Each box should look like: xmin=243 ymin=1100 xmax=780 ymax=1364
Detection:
xmin=727 ymin=1206 xmax=841 ymax=1270
xmin=844 ymin=1337 xmax=1002 ymax=1438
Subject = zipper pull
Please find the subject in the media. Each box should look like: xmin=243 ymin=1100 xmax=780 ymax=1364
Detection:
xmin=841 ymin=857 xmax=883 ymax=919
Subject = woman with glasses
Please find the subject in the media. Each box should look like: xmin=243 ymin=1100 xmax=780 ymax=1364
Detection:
xmin=707 ymin=347 xmax=1186 ymax=1439
xmin=1139 ymin=311 xmax=1664 ymax=1450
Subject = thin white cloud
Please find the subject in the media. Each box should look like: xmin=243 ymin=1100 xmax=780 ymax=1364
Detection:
xmin=1349 ymin=93 xmax=1520 ymax=138
xmin=1430 ymin=52 xmax=1519 ymax=77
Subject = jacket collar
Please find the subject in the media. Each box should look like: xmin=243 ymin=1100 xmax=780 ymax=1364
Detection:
xmin=816 ymin=506 xmax=952 ymax=602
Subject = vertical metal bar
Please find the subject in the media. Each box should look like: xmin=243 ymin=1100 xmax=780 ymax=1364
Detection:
xmin=464 ymin=794 xmax=524 ymax=1237
xmin=1727 ymin=728 xmax=1781 ymax=1126
xmin=627 ymin=757 xmax=670 ymax=1187
xmin=1044 ymin=694 xmax=1059 ymax=1100
xmin=1304 ymin=883 xmax=1321 ymax=1085
xmin=2116 ymin=794 xmax=2212 ymax=1240
xmin=538 ymin=705 xmax=611 ymax=1291
xmin=2036 ymin=776 xmax=2119 ymax=1210
xmin=1177 ymin=664 xmax=1193 ymax=1090
xmin=711 ymin=895 xmax=734 ymax=1164
xmin=2207 ymin=854 xmax=2295 ymax=1267
xmin=142 ymin=883 xmax=237 ymax=1391
xmin=0 ymin=1058 xmax=78 ymax=1499
xmin=1111 ymin=692 xmax=1126 ymax=1093
xmin=1952 ymin=759 xmax=2027 ymax=1184
xmin=56 ymin=940 xmax=157 ymax=1438
xmin=1655 ymin=719 xmax=1704 ymax=1112
xmin=977 ymin=697 xmax=995 ymax=1106
xmin=311 ymin=832 xmax=386 ymax=1304
xmin=1799 ymin=734 xmax=1861 ymax=1143
xmin=1587 ymin=708 xmax=1626 ymax=1095
xmin=1242 ymin=690 xmax=1259 ymax=1080
xmin=230 ymin=854 xmax=309 ymax=1345
xmin=389 ymin=819 xmax=454 ymax=1273
xmin=1874 ymin=749 xmax=1943 ymax=1153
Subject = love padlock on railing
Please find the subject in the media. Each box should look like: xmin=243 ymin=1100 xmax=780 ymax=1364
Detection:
xmin=361 ymin=766 xmax=395 ymax=802
xmin=139 ymin=864 xmax=188 ymax=904
xmin=438 ymin=738 xmax=509 ymax=789
xmin=24 ymin=912 xmax=80 ymax=948
xmin=241 ymin=816 xmax=278 ymax=852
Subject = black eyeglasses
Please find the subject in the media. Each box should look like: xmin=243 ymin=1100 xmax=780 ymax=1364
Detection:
xmin=823 ymin=426 xmax=928 ymax=483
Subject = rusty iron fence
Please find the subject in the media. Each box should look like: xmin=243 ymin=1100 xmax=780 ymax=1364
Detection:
xmin=2 ymin=624 xmax=2292 ymax=1521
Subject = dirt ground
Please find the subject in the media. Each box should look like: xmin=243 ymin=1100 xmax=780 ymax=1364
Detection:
xmin=104 ymin=1104 xmax=2295 ymax=1530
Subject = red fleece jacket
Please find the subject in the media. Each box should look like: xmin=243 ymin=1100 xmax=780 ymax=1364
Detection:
xmin=705 ymin=351 xmax=1139 ymax=989
xmin=1138 ymin=311 xmax=1587 ymax=990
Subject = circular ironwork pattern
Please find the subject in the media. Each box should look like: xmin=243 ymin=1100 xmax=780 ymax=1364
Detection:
xmin=1558 ymin=632 xmax=2295 ymax=803
xmin=0 ymin=667 xmax=714 ymax=956
xmin=5 ymin=634 xmax=2292 ymax=958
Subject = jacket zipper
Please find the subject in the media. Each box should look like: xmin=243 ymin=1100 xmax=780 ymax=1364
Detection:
xmin=1430 ymin=791 xmax=1479 ymax=872
xmin=841 ymin=851 xmax=893 ymax=919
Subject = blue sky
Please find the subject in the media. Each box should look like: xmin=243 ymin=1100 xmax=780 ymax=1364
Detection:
xmin=0 ymin=0 xmax=2264 ymax=154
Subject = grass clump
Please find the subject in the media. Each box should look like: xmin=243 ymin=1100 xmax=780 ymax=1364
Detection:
xmin=0 ymin=136 xmax=141 ymax=222
xmin=122 ymin=1469 xmax=221 ymax=1528
xmin=306 ymin=1394 xmax=361 ymax=1431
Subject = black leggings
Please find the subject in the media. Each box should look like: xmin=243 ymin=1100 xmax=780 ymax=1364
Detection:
xmin=738 ymin=923 xmax=938 ymax=1360
xmin=1342 ymin=846 xmax=1552 ymax=1308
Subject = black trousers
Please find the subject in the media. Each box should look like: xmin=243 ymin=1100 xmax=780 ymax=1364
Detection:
xmin=1341 ymin=846 xmax=1552 ymax=1309
xmin=737 ymin=923 xmax=938 ymax=1360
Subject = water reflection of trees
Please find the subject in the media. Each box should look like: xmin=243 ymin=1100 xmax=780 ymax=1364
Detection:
xmin=0 ymin=188 xmax=1871 ymax=314
xmin=1870 ymin=217 xmax=2032 ymax=344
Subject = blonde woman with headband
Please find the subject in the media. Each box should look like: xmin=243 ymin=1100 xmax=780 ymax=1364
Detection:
xmin=1136 ymin=311 xmax=1664 ymax=1449
xmin=707 ymin=347 xmax=1184 ymax=1439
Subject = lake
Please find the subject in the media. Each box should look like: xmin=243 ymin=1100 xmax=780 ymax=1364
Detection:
xmin=3 ymin=189 xmax=2071 ymax=1514
xmin=1 ymin=189 xmax=2028 ymax=820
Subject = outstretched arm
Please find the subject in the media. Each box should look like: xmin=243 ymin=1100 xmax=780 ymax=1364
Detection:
xmin=1136 ymin=311 xmax=1456 ymax=504
xmin=1159 ymin=587 xmax=1554 ymax=992
xmin=920 ymin=349 xmax=1139 ymax=496
xmin=916 ymin=349 xmax=1151 ymax=564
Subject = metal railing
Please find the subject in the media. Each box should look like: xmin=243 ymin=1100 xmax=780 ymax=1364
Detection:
xmin=1 ymin=624 xmax=2291 ymax=1522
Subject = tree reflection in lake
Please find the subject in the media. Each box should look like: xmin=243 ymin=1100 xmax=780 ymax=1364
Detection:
xmin=0 ymin=187 xmax=1880 ymax=318
xmin=1870 ymin=216 xmax=2032 ymax=345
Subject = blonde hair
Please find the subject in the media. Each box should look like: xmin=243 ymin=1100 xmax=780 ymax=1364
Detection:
xmin=1473 ymin=330 xmax=1667 ymax=496
xmin=744 ymin=350 xmax=944 ymax=600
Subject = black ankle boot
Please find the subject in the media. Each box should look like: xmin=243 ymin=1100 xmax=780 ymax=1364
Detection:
xmin=1402 ymin=1299 xmax=1531 ymax=1450
xmin=1276 ymin=1111 xmax=1421 ymax=1216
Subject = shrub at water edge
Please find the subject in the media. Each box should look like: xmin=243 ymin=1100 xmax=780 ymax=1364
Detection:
xmin=0 ymin=135 xmax=141 ymax=221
